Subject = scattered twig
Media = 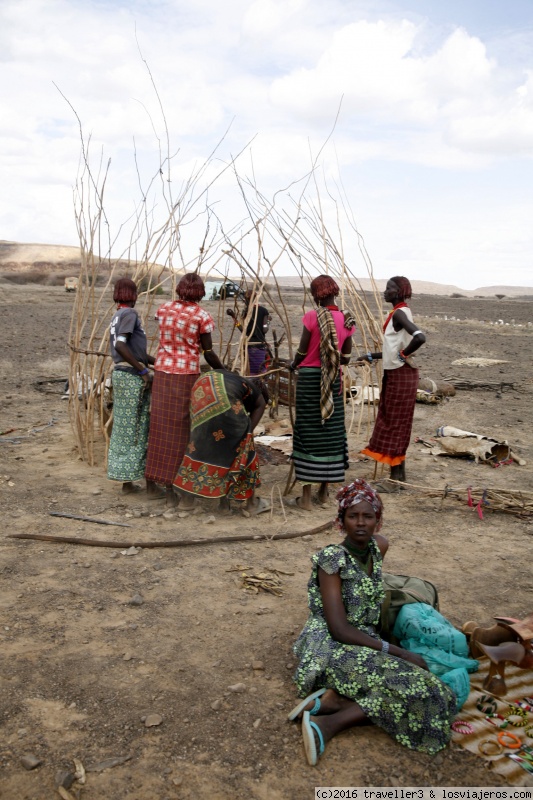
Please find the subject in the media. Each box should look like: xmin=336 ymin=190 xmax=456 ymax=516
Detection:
xmin=49 ymin=511 xmax=132 ymax=528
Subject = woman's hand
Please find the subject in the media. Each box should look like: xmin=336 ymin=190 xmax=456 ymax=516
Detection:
xmin=226 ymin=309 xmax=236 ymax=319
xmin=399 ymin=649 xmax=429 ymax=671
xmin=356 ymin=353 xmax=373 ymax=364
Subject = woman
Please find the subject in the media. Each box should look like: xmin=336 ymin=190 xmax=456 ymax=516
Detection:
xmin=107 ymin=278 xmax=159 ymax=495
xmin=145 ymin=273 xmax=225 ymax=503
xmin=173 ymin=370 xmax=270 ymax=514
xmin=357 ymin=276 xmax=425 ymax=488
xmin=289 ymin=479 xmax=456 ymax=766
xmin=226 ymin=290 xmax=272 ymax=375
xmin=289 ymin=275 xmax=355 ymax=510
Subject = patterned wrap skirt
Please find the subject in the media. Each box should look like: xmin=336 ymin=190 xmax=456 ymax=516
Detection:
xmin=292 ymin=367 xmax=348 ymax=484
xmin=145 ymin=371 xmax=198 ymax=486
xmin=362 ymin=364 xmax=419 ymax=467
xmin=107 ymin=370 xmax=150 ymax=482
xmin=173 ymin=371 xmax=260 ymax=500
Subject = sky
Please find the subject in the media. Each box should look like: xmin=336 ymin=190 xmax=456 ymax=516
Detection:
xmin=2 ymin=0 xmax=533 ymax=289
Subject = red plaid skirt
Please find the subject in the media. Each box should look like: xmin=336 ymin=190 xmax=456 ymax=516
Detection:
xmin=145 ymin=371 xmax=198 ymax=486
xmin=361 ymin=365 xmax=419 ymax=466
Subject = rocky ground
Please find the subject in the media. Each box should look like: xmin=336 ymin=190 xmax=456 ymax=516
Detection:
xmin=0 ymin=284 xmax=532 ymax=799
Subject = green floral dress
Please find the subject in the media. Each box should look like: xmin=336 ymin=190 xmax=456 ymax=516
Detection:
xmin=293 ymin=542 xmax=456 ymax=754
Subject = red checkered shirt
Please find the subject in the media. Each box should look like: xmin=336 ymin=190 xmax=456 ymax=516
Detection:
xmin=154 ymin=301 xmax=215 ymax=374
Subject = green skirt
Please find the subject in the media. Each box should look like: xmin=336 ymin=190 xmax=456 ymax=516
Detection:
xmin=107 ymin=370 xmax=150 ymax=482
xmin=292 ymin=368 xmax=348 ymax=483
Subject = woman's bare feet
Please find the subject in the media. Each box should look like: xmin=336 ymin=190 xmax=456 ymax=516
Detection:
xmin=122 ymin=481 xmax=143 ymax=494
xmin=317 ymin=482 xmax=329 ymax=504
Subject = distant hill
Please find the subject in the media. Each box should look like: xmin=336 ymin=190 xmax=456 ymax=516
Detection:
xmin=0 ymin=241 xmax=531 ymax=297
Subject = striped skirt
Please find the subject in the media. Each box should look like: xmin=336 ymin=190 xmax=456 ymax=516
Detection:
xmin=107 ymin=370 xmax=150 ymax=482
xmin=361 ymin=365 xmax=419 ymax=466
xmin=292 ymin=367 xmax=348 ymax=484
xmin=145 ymin=371 xmax=198 ymax=486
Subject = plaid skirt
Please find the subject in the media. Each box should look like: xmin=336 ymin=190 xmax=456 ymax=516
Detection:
xmin=292 ymin=367 xmax=348 ymax=484
xmin=361 ymin=365 xmax=419 ymax=466
xmin=107 ymin=370 xmax=150 ymax=482
xmin=145 ymin=371 xmax=198 ymax=486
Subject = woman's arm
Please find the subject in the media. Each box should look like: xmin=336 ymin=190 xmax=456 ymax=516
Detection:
xmin=340 ymin=336 xmax=352 ymax=365
xmin=318 ymin=567 xmax=428 ymax=669
xmin=289 ymin=326 xmax=311 ymax=370
xmin=114 ymin=340 xmax=152 ymax=384
xmin=392 ymin=310 xmax=426 ymax=358
xmin=248 ymin=393 xmax=266 ymax=432
xmin=200 ymin=332 xmax=225 ymax=370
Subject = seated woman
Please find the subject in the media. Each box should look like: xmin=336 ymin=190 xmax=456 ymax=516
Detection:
xmin=173 ymin=370 xmax=270 ymax=515
xmin=289 ymin=479 xmax=456 ymax=765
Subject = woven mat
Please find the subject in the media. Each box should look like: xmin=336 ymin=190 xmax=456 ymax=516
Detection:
xmin=451 ymin=660 xmax=533 ymax=786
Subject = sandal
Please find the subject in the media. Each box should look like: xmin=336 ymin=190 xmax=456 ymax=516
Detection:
xmin=302 ymin=710 xmax=325 ymax=766
xmin=287 ymin=688 xmax=326 ymax=721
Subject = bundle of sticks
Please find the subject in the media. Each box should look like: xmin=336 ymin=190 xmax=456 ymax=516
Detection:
xmin=402 ymin=481 xmax=533 ymax=519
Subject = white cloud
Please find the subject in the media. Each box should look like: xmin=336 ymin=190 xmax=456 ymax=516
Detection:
xmin=1 ymin=0 xmax=533 ymax=287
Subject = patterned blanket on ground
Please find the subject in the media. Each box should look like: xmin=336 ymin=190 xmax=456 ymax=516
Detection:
xmin=451 ymin=660 xmax=533 ymax=786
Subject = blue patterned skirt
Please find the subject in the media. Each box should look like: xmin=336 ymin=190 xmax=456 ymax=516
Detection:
xmin=107 ymin=370 xmax=150 ymax=482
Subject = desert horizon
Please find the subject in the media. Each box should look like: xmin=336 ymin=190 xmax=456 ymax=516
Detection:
xmin=1 ymin=239 xmax=532 ymax=298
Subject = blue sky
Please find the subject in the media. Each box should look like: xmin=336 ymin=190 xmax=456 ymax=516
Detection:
xmin=1 ymin=0 xmax=533 ymax=289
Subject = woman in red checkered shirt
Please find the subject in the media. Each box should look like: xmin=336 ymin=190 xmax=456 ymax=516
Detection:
xmin=145 ymin=273 xmax=225 ymax=503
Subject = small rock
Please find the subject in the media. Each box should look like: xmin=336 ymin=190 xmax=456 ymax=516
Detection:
xmin=55 ymin=770 xmax=75 ymax=789
xmin=241 ymin=509 xmax=251 ymax=518
xmin=128 ymin=594 xmax=144 ymax=606
xmin=123 ymin=653 xmax=133 ymax=661
xmin=192 ymin=507 xmax=203 ymax=515
xmin=144 ymin=714 xmax=163 ymax=727
xmin=253 ymin=718 xmax=261 ymax=729
xmin=131 ymin=510 xmax=142 ymax=518
xmin=301 ymin=535 xmax=312 ymax=541
xmin=110 ymin=552 xmax=119 ymax=559
xmin=17 ymin=728 xmax=27 ymax=737
xmin=205 ymin=515 xmax=216 ymax=524
xmin=21 ymin=754 xmax=42 ymax=770
xmin=285 ymin=662 xmax=293 ymax=670
xmin=433 ymin=754 xmax=444 ymax=766
xmin=153 ymin=563 xmax=164 ymax=571
xmin=211 ymin=699 xmax=223 ymax=711
xmin=172 ymin=776 xmax=183 ymax=786
xmin=251 ymin=660 xmax=264 ymax=671
xmin=122 ymin=546 xmax=140 ymax=556
xmin=178 ymin=511 xmax=190 ymax=519
xmin=228 ymin=682 xmax=247 ymax=693
xmin=92 ymin=488 xmax=102 ymax=495
xmin=162 ymin=511 xmax=175 ymax=521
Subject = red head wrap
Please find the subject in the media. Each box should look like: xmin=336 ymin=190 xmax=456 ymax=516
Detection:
xmin=335 ymin=479 xmax=383 ymax=532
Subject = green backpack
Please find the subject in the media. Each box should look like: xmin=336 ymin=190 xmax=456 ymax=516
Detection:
xmin=380 ymin=572 xmax=440 ymax=641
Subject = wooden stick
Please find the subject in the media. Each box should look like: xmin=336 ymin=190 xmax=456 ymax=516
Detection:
xmin=49 ymin=511 xmax=132 ymax=528
xmin=9 ymin=520 xmax=333 ymax=549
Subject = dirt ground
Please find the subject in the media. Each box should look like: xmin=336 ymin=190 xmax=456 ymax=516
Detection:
xmin=1 ymin=284 xmax=532 ymax=799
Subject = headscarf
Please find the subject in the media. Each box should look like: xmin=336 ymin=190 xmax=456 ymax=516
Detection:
xmin=335 ymin=479 xmax=383 ymax=532
xmin=389 ymin=276 xmax=412 ymax=301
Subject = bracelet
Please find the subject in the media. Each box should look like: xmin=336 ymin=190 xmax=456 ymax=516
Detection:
xmin=451 ymin=720 xmax=475 ymax=735
xmin=411 ymin=330 xmax=423 ymax=337
xmin=497 ymin=730 xmax=521 ymax=749
xmin=524 ymin=724 xmax=533 ymax=738
xmin=398 ymin=350 xmax=407 ymax=363
xmin=478 ymin=739 xmax=503 ymax=756
xmin=296 ymin=350 xmax=308 ymax=357
xmin=381 ymin=640 xmax=389 ymax=655
xmin=137 ymin=368 xmax=149 ymax=376
xmin=202 ymin=349 xmax=213 ymax=354
xmin=366 ymin=352 xmax=373 ymax=363
xmin=477 ymin=695 xmax=498 ymax=716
